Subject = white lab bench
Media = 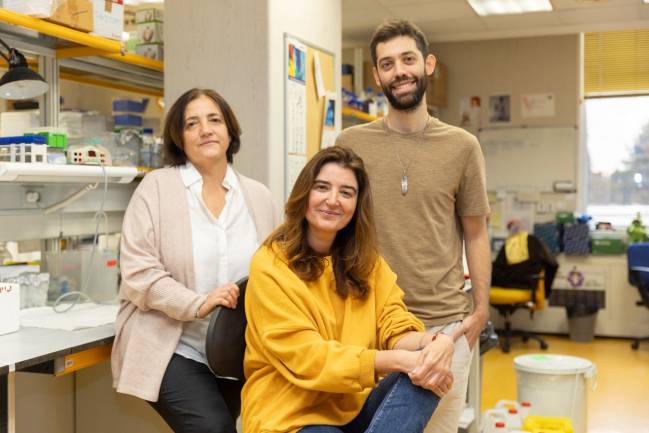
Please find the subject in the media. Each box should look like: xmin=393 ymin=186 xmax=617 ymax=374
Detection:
xmin=0 ymin=324 xmax=114 ymax=433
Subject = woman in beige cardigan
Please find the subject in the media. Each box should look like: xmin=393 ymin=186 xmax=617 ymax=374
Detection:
xmin=111 ymin=88 xmax=279 ymax=433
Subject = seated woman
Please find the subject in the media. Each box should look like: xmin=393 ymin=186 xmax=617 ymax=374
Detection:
xmin=111 ymin=88 xmax=279 ymax=433
xmin=242 ymin=146 xmax=454 ymax=433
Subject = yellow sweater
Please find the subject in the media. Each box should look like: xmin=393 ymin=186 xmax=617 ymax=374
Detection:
xmin=242 ymin=245 xmax=425 ymax=433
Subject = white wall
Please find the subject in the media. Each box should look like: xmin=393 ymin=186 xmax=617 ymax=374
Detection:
xmin=432 ymin=35 xmax=580 ymax=129
xmin=164 ymin=0 xmax=271 ymax=190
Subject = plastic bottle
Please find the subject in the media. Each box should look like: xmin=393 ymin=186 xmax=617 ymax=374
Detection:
xmin=519 ymin=401 xmax=532 ymax=421
xmin=140 ymin=128 xmax=154 ymax=168
xmin=482 ymin=409 xmax=508 ymax=433
xmin=505 ymin=408 xmax=522 ymax=430
xmin=493 ymin=421 xmax=508 ymax=432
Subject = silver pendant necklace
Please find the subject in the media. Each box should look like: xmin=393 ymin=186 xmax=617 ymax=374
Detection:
xmin=385 ymin=116 xmax=429 ymax=196
xmin=394 ymin=145 xmax=411 ymax=196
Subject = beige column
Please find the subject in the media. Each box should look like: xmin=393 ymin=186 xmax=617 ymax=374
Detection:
xmin=165 ymin=0 xmax=342 ymax=201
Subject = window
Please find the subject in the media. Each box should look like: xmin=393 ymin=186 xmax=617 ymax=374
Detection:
xmin=585 ymin=95 xmax=649 ymax=228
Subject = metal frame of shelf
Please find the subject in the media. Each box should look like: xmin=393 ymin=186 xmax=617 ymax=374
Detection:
xmin=0 ymin=10 xmax=163 ymax=94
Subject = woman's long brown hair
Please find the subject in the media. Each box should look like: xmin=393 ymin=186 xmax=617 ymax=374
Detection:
xmin=265 ymin=146 xmax=378 ymax=299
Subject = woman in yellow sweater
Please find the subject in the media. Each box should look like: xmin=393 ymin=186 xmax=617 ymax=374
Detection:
xmin=242 ymin=146 xmax=455 ymax=433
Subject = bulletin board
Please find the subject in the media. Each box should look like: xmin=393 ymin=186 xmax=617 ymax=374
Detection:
xmin=478 ymin=125 xmax=578 ymax=192
xmin=284 ymin=34 xmax=336 ymax=197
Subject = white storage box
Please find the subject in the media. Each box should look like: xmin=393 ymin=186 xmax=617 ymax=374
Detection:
xmin=0 ymin=283 xmax=20 ymax=335
xmin=3 ymin=0 xmax=55 ymax=17
xmin=92 ymin=0 xmax=124 ymax=40
xmin=0 ymin=111 xmax=40 ymax=137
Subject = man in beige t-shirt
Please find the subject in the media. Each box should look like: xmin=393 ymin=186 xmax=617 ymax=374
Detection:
xmin=336 ymin=20 xmax=491 ymax=433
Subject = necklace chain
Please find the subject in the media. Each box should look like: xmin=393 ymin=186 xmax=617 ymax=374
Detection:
xmin=384 ymin=116 xmax=428 ymax=197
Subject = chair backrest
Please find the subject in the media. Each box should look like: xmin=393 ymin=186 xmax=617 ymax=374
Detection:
xmin=627 ymin=243 xmax=649 ymax=307
xmin=205 ymin=277 xmax=248 ymax=381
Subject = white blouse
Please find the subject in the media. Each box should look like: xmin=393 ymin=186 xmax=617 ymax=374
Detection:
xmin=175 ymin=162 xmax=259 ymax=365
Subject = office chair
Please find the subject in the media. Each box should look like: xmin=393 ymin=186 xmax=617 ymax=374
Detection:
xmin=627 ymin=243 xmax=649 ymax=350
xmin=490 ymin=231 xmax=557 ymax=353
xmin=205 ymin=277 xmax=248 ymax=380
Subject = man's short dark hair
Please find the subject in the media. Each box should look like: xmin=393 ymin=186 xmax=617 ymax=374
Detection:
xmin=370 ymin=20 xmax=429 ymax=67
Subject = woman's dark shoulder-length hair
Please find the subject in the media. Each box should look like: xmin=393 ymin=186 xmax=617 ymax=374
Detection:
xmin=162 ymin=88 xmax=241 ymax=166
xmin=265 ymin=146 xmax=378 ymax=299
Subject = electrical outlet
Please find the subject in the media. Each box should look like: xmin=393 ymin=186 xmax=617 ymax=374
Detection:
xmin=25 ymin=190 xmax=41 ymax=204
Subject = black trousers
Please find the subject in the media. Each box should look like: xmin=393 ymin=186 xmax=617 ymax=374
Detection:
xmin=149 ymin=354 xmax=243 ymax=433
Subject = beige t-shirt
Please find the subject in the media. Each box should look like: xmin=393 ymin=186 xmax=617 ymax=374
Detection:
xmin=337 ymin=117 xmax=490 ymax=326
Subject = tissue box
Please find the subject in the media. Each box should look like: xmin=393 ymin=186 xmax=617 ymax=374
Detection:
xmin=0 ymin=283 xmax=20 ymax=336
xmin=92 ymin=0 xmax=124 ymax=40
xmin=136 ymin=43 xmax=164 ymax=61
xmin=135 ymin=8 xmax=163 ymax=23
xmin=137 ymin=21 xmax=163 ymax=44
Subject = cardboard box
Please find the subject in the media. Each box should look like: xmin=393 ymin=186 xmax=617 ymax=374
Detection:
xmin=92 ymin=0 xmax=124 ymax=40
xmin=135 ymin=8 xmax=163 ymax=23
xmin=137 ymin=21 xmax=163 ymax=44
xmin=46 ymin=0 xmax=93 ymax=32
xmin=136 ymin=43 xmax=163 ymax=61
xmin=0 ymin=283 xmax=19 ymax=336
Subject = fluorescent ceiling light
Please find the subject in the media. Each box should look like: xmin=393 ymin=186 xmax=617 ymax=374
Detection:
xmin=467 ymin=0 xmax=553 ymax=16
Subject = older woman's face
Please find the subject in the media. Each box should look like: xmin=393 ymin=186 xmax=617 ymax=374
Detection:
xmin=182 ymin=95 xmax=230 ymax=167
xmin=306 ymin=162 xmax=358 ymax=244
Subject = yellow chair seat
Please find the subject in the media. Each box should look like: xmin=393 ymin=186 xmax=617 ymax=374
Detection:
xmin=490 ymin=287 xmax=533 ymax=305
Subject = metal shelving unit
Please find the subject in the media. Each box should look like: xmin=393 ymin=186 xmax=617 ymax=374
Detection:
xmin=0 ymin=8 xmax=164 ymax=108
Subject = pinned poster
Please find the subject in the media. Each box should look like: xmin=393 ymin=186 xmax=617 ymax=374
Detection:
xmin=320 ymin=92 xmax=338 ymax=148
xmin=488 ymin=94 xmax=511 ymax=123
xmin=286 ymin=37 xmax=307 ymax=155
xmin=521 ymin=93 xmax=555 ymax=118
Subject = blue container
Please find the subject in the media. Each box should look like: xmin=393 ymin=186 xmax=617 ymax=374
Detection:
xmin=0 ymin=135 xmax=46 ymax=145
xmin=114 ymin=114 xmax=143 ymax=127
xmin=113 ymin=98 xmax=149 ymax=113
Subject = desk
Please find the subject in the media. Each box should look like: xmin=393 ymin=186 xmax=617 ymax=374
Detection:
xmin=0 ymin=325 xmax=114 ymax=433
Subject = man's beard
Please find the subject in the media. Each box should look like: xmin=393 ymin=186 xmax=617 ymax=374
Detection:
xmin=380 ymin=71 xmax=428 ymax=112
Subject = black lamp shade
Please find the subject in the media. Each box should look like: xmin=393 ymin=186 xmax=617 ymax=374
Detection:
xmin=0 ymin=65 xmax=49 ymax=100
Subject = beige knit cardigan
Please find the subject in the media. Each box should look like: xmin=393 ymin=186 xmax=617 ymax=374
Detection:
xmin=111 ymin=167 xmax=280 ymax=401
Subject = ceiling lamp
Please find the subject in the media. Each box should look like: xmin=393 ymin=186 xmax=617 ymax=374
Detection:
xmin=467 ymin=0 xmax=553 ymax=16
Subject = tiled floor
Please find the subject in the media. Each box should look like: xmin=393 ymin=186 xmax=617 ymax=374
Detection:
xmin=481 ymin=335 xmax=649 ymax=433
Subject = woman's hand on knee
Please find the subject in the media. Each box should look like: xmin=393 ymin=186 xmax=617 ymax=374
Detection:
xmin=407 ymin=333 xmax=454 ymax=389
xmin=429 ymin=371 xmax=454 ymax=397
xmin=197 ymin=283 xmax=240 ymax=318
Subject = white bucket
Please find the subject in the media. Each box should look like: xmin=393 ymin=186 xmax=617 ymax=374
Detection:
xmin=514 ymin=354 xmax=596 ymax=433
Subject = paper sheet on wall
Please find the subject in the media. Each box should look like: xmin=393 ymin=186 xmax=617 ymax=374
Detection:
xmin=286 ymin=38 xmax=307 ymax=155
xmin=521 ymin=93 xmax=555 ymax=118
xmin=287 ymin=154 xmax=306 ymax=193
xmin=313 ymin=52 xmax=326 ymax=99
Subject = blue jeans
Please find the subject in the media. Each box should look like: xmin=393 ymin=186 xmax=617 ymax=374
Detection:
xmin=299 ymin=373 xmax=440 ymax=433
